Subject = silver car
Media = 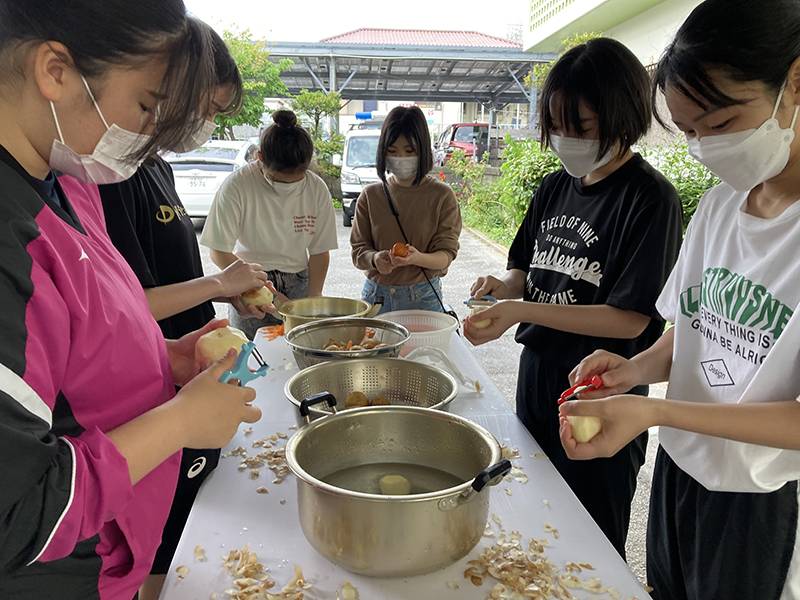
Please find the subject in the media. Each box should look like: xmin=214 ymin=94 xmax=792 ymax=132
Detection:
xmin=164 ymin=140 xmax=259 ymax=218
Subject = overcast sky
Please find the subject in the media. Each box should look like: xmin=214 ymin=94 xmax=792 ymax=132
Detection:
xmin=183 ymin=0 xmax=526 ymax=43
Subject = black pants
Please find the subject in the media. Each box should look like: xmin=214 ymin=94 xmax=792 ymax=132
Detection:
xmin=149 ymin=446 xmax=220 ymax=574
xmin=516 ymin=346 xmax=648 ymax=558
xmin=647 ymin=446 xmax=798 ymax=600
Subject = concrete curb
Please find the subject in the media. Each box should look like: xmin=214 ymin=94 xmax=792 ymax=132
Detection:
xmin=464 ymin=226 xmax=509 ymax=258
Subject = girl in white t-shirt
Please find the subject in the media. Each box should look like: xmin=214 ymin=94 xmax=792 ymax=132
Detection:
xmin=560 ymin=1 xmax=800 ymax=598
xmin=201 ymin=109 xmax=338 ymax=338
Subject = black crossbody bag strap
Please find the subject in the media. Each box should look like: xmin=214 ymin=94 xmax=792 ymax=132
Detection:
xmin=381 ymin=182 xmax=458 ymax=327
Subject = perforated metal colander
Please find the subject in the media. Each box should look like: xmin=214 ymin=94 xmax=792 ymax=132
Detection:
xmin=284 ymin=358 xmax=458 ymax=423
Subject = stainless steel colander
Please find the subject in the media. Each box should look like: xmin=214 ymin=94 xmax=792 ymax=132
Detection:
xmin=284 ymin=318 xmax=410 ymax=369
xmin=284 ymin=357 xmax=458 ymax=423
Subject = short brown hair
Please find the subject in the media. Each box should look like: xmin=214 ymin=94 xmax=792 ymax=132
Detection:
xmin=377 ymin=106 xmax=433 ymax=185
xmin=259 ymin=109 xmax=314 ymax=173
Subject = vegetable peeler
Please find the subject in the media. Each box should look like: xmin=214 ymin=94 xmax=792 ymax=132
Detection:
xmin=558 ymin=375 xmax=604 ymax=404
xmin=464 ymin=295 xmax=497 ymax=308
xmin=219 ymin=341 xmax=269 ymax=386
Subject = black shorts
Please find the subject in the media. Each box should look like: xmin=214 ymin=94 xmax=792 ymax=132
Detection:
xmin=149 ymin=447 xmax=220 ymax=574
xmin=647 ymin=446 xmax=798 ymax=600
xmin=516 ymin=346 xmax=648 ymax=558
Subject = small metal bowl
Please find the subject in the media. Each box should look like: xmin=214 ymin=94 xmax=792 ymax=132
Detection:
xmin=285 ymin=318 xmax=410 ymax=369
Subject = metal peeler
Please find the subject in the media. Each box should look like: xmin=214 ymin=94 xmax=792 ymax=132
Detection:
xmin=219 ymin=341 xmax=269 ymax=386
xmin=558 ymin=375 xmax=604 ymax=404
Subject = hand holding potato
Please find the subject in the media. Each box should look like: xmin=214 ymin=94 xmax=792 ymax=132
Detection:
xmin=231 ymin=281 xmax=284 ymax=319
xmin=171 ymin=349 xmax=262 ymax=450
xmin=167 ymin=318 xmax=231 ymax=387
xmin=463 ymin=301 xmax=519 ymax=347
xmin=559 ymin=394 xmax=654 ymax=460
xmin=214 ymin=259 xmax=268 ymax=298
xmin=388 ymin=244 xmax=420 ymax=267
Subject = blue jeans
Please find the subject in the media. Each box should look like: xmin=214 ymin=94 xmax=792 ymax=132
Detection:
xmin=361 ymin=277 xmax=444 ymax=315
xmin=229 ymin=268 xmax=308 ymax=339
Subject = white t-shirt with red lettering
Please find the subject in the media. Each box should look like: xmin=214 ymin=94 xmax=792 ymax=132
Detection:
xmin=201 ymin=162 xmax=337 ymax=273
xmin=657 ymin=182 xmax=800 ymax=493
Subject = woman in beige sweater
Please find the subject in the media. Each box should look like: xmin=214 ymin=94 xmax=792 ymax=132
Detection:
xmin=350 ymin=106 xmax=462 ymax=314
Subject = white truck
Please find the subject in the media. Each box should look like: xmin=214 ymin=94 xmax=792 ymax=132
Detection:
xmin=334 ymin=127 xmax=382 ymax=227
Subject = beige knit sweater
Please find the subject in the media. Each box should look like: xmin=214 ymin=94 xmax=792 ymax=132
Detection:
xmin=350 ymin=176 xmax=462 ymax=286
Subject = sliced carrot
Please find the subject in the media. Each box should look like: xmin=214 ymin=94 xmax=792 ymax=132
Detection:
xmin=262 ymin=324 xmax=285 ymax=341
xmin=346 ymin=340 xmax=353 ymax=351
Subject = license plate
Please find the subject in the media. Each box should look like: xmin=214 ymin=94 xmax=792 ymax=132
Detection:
xmin=188 ymin=178 xmax=207 ymax=188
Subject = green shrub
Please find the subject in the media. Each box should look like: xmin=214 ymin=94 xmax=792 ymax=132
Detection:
xmin=499 ymin=135 xmax=561 ymax=228
xmin=639 ymin=141 xmax=720 ymax=230
xmin=443 ymin=150 xmax=516 ymax=246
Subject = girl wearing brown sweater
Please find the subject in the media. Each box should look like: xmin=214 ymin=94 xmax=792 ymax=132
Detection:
xmin=350 ymin=106 xmax=462 ymax=314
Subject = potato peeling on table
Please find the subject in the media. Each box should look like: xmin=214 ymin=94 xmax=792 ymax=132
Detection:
xmin=176 ymin=565 xmax=189 ymax=580
xmin=194 ymin=545 xmax=206 ymax=562
xmin=341 ymin=582 xmax=359 ymax=599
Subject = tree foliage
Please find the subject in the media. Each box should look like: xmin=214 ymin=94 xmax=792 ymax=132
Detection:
xmin=290 ymin=90 xmax=342 ymax=140
xmin=214 ymin=28 xmax=292 ymax=139
xmin=524 ymin=31 xmax=604 ymax=90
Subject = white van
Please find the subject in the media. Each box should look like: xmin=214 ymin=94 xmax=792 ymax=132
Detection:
xmin=335 ymin=127 xmax=382 ymax=227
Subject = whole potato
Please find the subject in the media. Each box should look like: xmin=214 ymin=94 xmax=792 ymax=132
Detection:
xmin=197 ymin=326 xmax=249 ymax=364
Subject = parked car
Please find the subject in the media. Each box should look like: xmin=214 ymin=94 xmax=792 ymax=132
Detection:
xmin=335 ymin=127 xmax=382 ymax=227
xmin=433 ymin=123 xmax=489 ymax=166
xmin=163 ymin=140 xmax=259 ymax=218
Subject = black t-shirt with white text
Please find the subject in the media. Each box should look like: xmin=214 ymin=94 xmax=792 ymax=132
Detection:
xmin=507 ymin=154 xmax=683 ymax=369
xmin=98 ymin=157 xmax=214 ymax=340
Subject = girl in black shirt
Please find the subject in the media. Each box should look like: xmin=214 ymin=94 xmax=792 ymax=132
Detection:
xmin=465 ymin=38 xmax=683 ymax=557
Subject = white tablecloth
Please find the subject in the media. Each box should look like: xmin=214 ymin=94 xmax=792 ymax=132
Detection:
xmin=159 ymin=333 xmax=650 ymax=600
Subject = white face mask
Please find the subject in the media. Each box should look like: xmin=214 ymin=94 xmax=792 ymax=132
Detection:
xmin=168 ymin=119 xmax=217 ymax=154
xmin=549 ymin=135 xmax=615 ymax=178
xmin=263 ymin=169 xmax=305 ymax=195
xmin=686 ymin=81 xmax=799 ymax=192
xmin=386 ymin=156 xmax=418 ymax=180
xmin=49 ymin=76 xmax=152 ymax=185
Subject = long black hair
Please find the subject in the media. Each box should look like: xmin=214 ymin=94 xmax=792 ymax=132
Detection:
xmin=0 ymin=0 xmax=217 ymax=161
xmin=652 ymin=0 xmax=800 ymax=126
xmin=377 ymin=106 xmax=433 ymax=185
xmin=539 ymin=37 xmax=651 ymax=162
xmin=208 ymin=25 xmax=243 ymax=117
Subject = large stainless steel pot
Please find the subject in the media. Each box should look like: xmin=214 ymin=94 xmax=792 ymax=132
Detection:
xmin=284 ymin=393 xmax=512 ymax=577
xmin=273 ymin=297 xmax=381 ymax=332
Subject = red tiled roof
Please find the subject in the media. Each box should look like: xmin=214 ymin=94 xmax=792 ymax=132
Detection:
xmin=320 ymin=28 xmax=522 ymax=48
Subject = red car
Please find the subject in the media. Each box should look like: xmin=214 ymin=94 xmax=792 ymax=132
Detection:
xmin=433 ymin=123 xmax=489 ymax=166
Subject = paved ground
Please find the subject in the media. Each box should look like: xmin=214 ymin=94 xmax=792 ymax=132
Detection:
xmin=194 ymin=212 xmax=662 ymax=583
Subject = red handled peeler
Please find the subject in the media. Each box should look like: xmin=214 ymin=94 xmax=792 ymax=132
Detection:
xmin=558 ymin=375 xmax=604 ymax=404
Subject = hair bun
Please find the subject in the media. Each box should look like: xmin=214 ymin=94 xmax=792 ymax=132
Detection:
xmin=273 ymin=109 xmax=297 ymax=129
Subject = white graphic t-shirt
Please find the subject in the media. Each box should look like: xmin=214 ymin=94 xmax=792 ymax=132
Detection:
xmin=201 ymin=163 xmax=338 ymax=273
xmin=657 ymin=182 xmax=800 ymax=492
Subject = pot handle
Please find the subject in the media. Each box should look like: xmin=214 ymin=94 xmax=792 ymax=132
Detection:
xmin=365 ymin=299 xmax=383 ymax=318
xmin=471 ymin=459 xmax=512 ymax=493
xmin=299 ymin=391 xmax=338 ymax=424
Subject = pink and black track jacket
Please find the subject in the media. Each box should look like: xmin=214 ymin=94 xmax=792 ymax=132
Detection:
xmin=0 ymin=148 xmax=180 ymax=600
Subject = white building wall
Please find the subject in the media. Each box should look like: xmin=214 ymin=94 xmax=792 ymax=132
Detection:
xmin=605 ymin=0 xmax=702 ymax=66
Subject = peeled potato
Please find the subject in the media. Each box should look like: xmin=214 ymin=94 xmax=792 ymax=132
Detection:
xmin=241 ymin=286 xmax=274 ymax=307
xmin=370 ymin=395 xmax=390 ymax=406
xmin=379 ymin=474 xmax=411 ymax=495
xmin=470 ymin=305 xmax=491 ymax=329
xmin=196 ymin=326 xmax=248 ymax=364
xmin=345 ymin=392 xmax=369 ymax=409
xmin=567 ymin=415 xmax=603 ymax=443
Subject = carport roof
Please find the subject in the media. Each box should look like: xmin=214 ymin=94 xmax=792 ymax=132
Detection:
xmin=266 ymin=30 xmax=557 ymax=105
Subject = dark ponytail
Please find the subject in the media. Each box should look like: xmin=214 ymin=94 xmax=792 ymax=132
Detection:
xmin=0 ymin=0 xmax=219 ymax=161
xmin=260 ymin=109 xmax=314 ymax=173
xmin=652 ymin=0 xmax=800 ymax=125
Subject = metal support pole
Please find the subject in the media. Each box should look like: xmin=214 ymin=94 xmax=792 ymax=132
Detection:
xmin=328 ymin=56 xmax=338 ymax=135
xmin=302 ymin=59 xmax=327 ymax=92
